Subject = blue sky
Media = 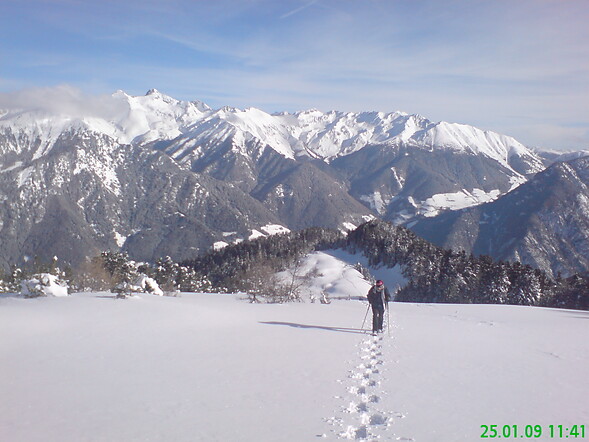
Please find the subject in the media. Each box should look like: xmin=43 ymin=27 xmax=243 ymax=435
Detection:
xmin=1 ymin=0 xmax=588 ymax=150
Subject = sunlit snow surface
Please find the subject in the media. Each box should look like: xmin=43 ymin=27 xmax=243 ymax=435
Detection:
xmin=418 ymin=188 xmax=502 ymax=217
xmin=360 ymin=188 xmax=505 ymax=219
xmin=276 ymin=250 xmax=407 ymax=301
xmin=1 ymin=290 xmax=586 ymax=441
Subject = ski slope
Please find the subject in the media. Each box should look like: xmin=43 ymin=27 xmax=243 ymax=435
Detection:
xmin=0 ymin=292 xmax=587 ymax=441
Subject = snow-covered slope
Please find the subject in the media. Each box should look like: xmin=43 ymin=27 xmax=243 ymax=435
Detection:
xmin=107 ymin=89 xmax=210 ymax=145
xmin=415 ymin=121 xmax=543 ymax=173
xmin=1 ymin=292 xmax=586 ymax=441
xmin=274 ymin=109 xmax=424 ymax=159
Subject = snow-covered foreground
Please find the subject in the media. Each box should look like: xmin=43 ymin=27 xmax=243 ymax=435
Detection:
xmin=1 ymin=293 xmax=587 ymax=441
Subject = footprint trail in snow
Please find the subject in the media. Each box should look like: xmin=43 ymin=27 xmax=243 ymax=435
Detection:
xmin=323 ymin=326 xmax=413 ymax=441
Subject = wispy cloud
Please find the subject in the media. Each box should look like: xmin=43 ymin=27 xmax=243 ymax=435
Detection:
xmin=280 ymin=0 xmax=321 ymax=19
xmin=0 ymin=85 xmax=127 ymax=119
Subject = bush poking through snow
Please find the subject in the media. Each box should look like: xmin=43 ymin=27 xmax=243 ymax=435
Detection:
xmin=237 ymin=263 xmax=305 ymax=303
xmin=20 ymin=274 xmax=69 ymax=298
xmin=0 ymin=266 xmax=24 ymax=293
xmin=112 ymin=274 xmax=163 ymax=298
xmin=71 ymin=256 xmax=117 ymax=292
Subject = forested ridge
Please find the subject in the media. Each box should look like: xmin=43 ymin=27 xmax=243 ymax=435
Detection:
xmin=347 ymin=220 xmax=588 ymax=309
xmin=2 ymin=220 xmax=587 ymax=309
xmin=183 ymin=220 xmax=588 ymax=310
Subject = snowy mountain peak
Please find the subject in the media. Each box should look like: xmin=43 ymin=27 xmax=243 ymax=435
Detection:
xmin=0 ymin=89 xmax=544 ymax=175
xmin=413 ymin=121 xmax=544 ymax=174
xmin=296 ymin=108 xmax=323 ymax=116
xmin=112 ymin=89 xmax=130 ymax=99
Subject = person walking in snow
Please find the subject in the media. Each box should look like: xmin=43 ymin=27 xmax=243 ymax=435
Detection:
xmin=367 ymin=280 xmax=391 ymax=333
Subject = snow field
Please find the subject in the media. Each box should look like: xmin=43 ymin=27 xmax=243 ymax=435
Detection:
xmin=0 ymin=293 xmax=587 ymax=441
xmin=385 ymin=304 xmax=589 ymax=441
xmin=0 ymin=293 xmax=365 ymax=441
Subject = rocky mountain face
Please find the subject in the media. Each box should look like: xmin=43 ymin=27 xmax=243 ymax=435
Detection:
xmin=409 ymin=157 xmax=589 ymax=278
xmin=0 ymin=89 xmax=569 ymax=271
xmin=0 ymin=127 xmax=290 ymax=269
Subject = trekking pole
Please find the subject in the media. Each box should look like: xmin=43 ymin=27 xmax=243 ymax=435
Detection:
xmin=361 ymin=304 xmax=370 ymax=331
xmin=387 ymin=303 xmax=391 ymax=337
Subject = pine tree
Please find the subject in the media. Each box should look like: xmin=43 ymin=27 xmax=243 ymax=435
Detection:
xmin=100 ymin=251 xmax=137 ymax=285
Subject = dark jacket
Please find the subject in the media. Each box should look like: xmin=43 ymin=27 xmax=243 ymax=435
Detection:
xmin=367 ymin=285 xmax=391 ymax=309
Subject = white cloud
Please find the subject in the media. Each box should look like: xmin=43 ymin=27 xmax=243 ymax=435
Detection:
xmin=0 ymin=85 xmax=127 ymax=119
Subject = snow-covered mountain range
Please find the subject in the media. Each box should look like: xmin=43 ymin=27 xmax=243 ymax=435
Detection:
xmin=0 ymin=88 xmax=543 ymax=164
xmin=0 ymin=89 xmax=585 ymax=272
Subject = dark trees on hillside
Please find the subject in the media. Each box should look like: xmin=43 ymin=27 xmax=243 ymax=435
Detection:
xmin=346 ymin=220 xmax=585 ymax=309
xmin=182 ymin=227 xmax=345 ymax=297
xmin=178 ymin=219 xmax=586 ymax=309
xmin=4 ymin=219 xmax=585 ymax=309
